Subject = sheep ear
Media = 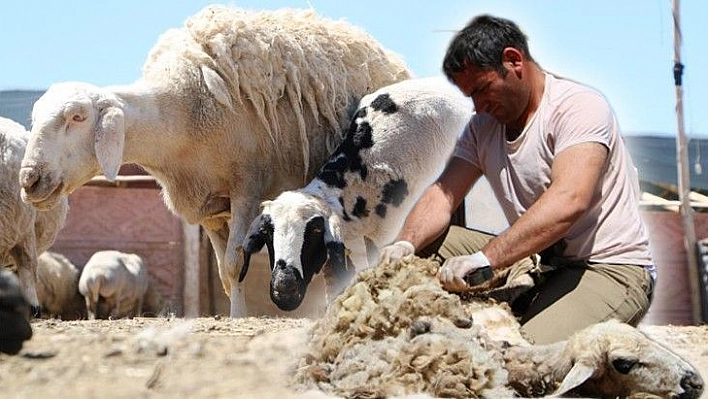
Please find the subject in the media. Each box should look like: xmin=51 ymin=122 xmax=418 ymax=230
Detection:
xmin=94 ymin=106 xmax=125 ymax=181
xmin=201 ymin=66 xmax=233 ymax=110
xmin=324 ymin=214 xmax=345 ymax=269
xmin=239 ymin=214 xmax=272 ymax=282
xmin=549 ymin=362 xmax=596 ymax=397
xmin=324 ymin=215 xmax=354 ymax=293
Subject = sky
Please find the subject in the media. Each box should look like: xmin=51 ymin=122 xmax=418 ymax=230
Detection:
xmin=1 ymin=0 xmax=706 ymax=137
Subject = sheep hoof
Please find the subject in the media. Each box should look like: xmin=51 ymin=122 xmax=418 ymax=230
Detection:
xmin=30 ymin=305 xmax=42 ymax=319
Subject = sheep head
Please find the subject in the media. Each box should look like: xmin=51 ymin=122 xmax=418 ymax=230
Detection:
xmin=542 ymin=319 xmax=704 ymax=399
xmin=240 ymin=191 xmax=348 ymax=311
xmin=19 ymin=82 xmax=125 ymax=210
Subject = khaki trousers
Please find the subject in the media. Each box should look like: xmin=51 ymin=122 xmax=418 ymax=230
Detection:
xmin=418 ymin=226 xmax=654 ymax=344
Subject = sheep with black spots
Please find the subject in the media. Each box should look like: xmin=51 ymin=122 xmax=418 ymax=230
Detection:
xmin=0 ymin=117 xmax=68 ymax=317
xmin=240 ymin=77 xmax=472 ymax=311
xmin=293 ymin=256 xmax=704 ymax=399
xmin=78 ymin=250 xmax=149 ymax=320
xmin=18 ymin=4 xmax=410 ymax=317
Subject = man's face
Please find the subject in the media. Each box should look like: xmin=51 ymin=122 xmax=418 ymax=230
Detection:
xmin=451 ymin=63 xmax=529 ymax=128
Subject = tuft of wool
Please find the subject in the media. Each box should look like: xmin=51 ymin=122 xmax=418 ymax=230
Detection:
xmin=294 ymin=256 xmax=517 ymax=398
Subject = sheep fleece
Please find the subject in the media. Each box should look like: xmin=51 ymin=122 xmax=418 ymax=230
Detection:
xmin=293 ymin=256 xmax=515 ymax=398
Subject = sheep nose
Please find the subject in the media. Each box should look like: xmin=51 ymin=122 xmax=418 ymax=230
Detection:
xmin=271 ymin=260 xmax=299 ymax=296
xmin=18 ymin=167 xmax=40 ymax=191
xmin=679 ymin=370 xmax=704 ymax=399
xmin=270 ymin=260 xmax=305 ymax=311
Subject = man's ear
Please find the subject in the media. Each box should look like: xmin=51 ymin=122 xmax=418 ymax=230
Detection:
xmin=502 ymin=47 xmax=524 ymax=68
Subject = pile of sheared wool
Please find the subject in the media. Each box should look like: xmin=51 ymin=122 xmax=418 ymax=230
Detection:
xmin=293 ymin=256 xmax=518 ymax=398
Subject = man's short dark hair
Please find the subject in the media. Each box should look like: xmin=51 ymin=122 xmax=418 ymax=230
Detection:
xmin=442 ymin=14 xmax=534 ymax=79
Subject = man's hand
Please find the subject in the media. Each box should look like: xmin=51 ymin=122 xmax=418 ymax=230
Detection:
xmin=378 ymin=240 xmax=415 ymax=264
xmin=437 ymin=251 xmax=491 ymax=292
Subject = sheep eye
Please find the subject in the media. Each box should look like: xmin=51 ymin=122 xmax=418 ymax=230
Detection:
xmin=612 ymin=358 xmax=638 ymax=374
xmin=72 ymin=114 xmax=86 ymax=122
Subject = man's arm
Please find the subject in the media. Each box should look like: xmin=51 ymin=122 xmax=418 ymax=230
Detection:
xmin=482 ymin=141 xmax=608 ymax=269
xmin=395 ymin=156 xmax=482 ymax=249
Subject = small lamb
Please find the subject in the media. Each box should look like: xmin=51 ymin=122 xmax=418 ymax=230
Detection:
xmin=240 ymin=77 xmax=473 ymax=311
xmin=78 ymin=250 xmax=149 ymax=319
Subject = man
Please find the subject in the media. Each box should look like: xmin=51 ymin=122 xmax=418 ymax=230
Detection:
xmin=379 ymin=14 xmax=655 ymax=344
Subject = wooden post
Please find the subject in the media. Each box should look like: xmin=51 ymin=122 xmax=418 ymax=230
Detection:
xmin=182 ymin=223 xmax=201 ymax=317
xmin=672 ymin=0 xmax=702 ymax=324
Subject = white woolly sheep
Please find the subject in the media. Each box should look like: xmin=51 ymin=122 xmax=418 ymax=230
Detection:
xmin=78 ymin=250 xmax=149 ymax=320
xmin=0 ymin=116 xmax=68 ymax=317
xmin=36 ymin=251 xmax=86 ymax=320
xmin=294 ymin=256 xmax=704 ymax=399
xmin=240 ymin=77 xmax=472 ymax=311
xmin=18 ymin=5 xmax=410 ymax=317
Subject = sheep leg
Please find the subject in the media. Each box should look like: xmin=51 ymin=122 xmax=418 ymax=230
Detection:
xmin=204 ymin=223 xmax=247 ymax=317
xmin=85 ymin=296 xmax=96 ymax=320
xmin=364 ymin=237 xmax=380 ymax=268
xmin=347 ymin=237 xmax=370 ymax=271
xmin=204 ymin=226 xmax=230 ymax=294
xmin=112 ymin=292 xmax=121 ymax=320
xmin=136 ymin=297 xmax=143 ymax=318
xmin=224 ymin=229 xmax=247 ymax=318
xmin=10 ymin=244 xmax=41 ymax=317
xmin=224 ymin=195 xmax=263 ymax=318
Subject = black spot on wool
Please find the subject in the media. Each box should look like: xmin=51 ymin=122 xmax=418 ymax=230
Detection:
xmin=351 ymin=196 xmax=369 ymax=219
xmin=316 ymin=106 xmax=375 ymax=186
xmin=380 ymin=178 xmax=408 ymax=207
xmin=370 ymin=93 xmax=398 ymax=114
xmin=375 ymin=203 xmax=387 ymax=218
xmin=339 ymin=197 xmax=351 ymax=221
xmin=319 ymin=156 xmax=348 ymax=189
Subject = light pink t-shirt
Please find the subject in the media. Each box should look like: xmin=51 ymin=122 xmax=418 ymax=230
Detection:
xmin=454 ymin=73 xmax=654 ymax=271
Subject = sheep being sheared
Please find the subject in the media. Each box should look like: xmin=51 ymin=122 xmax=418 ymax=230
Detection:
xmin=18 ymin=4 xmax=410 ymax=317
xmin=0 ymin=116 xmax=68 ymax=317
xmin=293 ymin=256 xmax=704 ymax=399
xmin=240 ymin=77 xmax=472 ymax=311
xmin=78 ymin=250 xmax=149 ymax=319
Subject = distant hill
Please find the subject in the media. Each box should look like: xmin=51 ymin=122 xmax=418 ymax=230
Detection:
xmin=624 ymin=135 xmax=708 ymax=193
xmin=2 ymin=89 xmax=707 ymax=192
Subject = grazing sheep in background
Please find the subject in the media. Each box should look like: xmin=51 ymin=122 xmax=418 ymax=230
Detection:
xmin=78 ymin=250 xmax=149 ymax=320
xmin=0 ymin=116 xmax=68 ymax=317
xmin=18 ymin=5 xmax=410 ymax=318
xmin=36 ymin=251 xmax=86 ymax=320
xmin=294 ymin=256 xmax=704 ymax=399
xmin=241 ymin=77 xmax=472 ymax=311
xmin=0 ymin=268 xmax=32 ymax=355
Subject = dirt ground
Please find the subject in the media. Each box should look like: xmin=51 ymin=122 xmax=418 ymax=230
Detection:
xmin=0 ymin=316 xmax=706 ymax=399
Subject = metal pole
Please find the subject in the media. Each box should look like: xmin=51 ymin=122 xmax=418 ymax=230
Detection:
xmin=672 ymin=0 xmax=702 ymax=324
